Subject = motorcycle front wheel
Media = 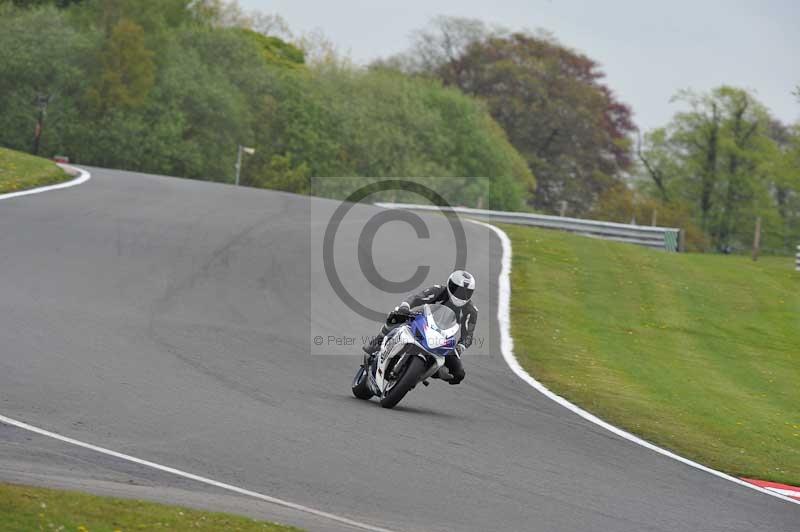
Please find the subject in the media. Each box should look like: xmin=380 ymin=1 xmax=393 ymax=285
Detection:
xmin=352 ymin=365 xmax=374 ymax=400
xmin=380 ymin=356 xmax=426 ymax=409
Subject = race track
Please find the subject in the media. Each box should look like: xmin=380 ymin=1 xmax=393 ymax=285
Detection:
xmin=0 ymin=168 xmax=796 ymax=531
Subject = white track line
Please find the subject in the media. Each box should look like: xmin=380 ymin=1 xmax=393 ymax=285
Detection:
xmin=0 ymin=164 xmax=394 ymax=531
xmin=0 ymin=164 xmax=90 ymax=201
xmin=0 ymin=414 xmax=393 ymax=532
xmin=467 ymin=219 xmax=800 ymax=508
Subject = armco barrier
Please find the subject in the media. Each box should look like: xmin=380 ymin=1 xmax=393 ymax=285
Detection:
xmin=375 ymin=202 xmax=682 ymax=252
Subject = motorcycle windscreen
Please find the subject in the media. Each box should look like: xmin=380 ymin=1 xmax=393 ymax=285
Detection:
xmin=421 ymin=304 xmax=458 ymax=352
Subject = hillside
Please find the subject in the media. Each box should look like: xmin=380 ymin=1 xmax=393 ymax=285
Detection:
xmin=505 ymin=224 xmax=800 ymax=484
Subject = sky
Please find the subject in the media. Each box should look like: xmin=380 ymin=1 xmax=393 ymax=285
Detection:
xmin=241 ymin=0 xmax=799 ymax=132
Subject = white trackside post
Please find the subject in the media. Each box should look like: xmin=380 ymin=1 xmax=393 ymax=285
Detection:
xmin=796 ymin=245 xmax=800 ymax=272
xmin=234 ymin=145 xmax=255 ymax=186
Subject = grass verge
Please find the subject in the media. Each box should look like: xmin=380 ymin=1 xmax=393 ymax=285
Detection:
xmin=0 ymin=147 xmax=71 ymax=194
xmin=0 ymin=482 xmax=302 ymax=531
xmin=504 ymin=224 xmax=800 ymax=485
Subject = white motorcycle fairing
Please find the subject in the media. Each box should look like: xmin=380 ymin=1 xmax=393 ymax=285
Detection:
xmin=366 ymin=304 xmax=458 ymax=398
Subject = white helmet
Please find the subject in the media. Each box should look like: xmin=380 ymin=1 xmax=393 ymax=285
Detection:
xmin=447 ymin=270 xmax=475 ymax=307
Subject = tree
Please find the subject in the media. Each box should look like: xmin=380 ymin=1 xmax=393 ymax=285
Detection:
xmin=190 ymin=0 xmax=291 ymax=38
xmin=386 ymin=17 xmax=636 ymax=214
xmin=764 ymin=121 xmax=800 ymax=251
xmin=258 ymin=65 xmax=534 ymax=210
xmin=236 ymin=29 xmax=305 ymax=68
xmin=293 ymin=28 xmax=350 ymax=67
xmin=249 ymin=153 xmax=310 ymax=193
xmin=636 ymin=86 xmax=797 ymax=252
xmin=0 ymin=4 xmax=91 ymax=154
xmin=0 ymin=2 xmax=535 ymax=210
xmin=87 ymin=18 xmax=155 ymax=111
xmin=636 ymin=128 xmax=677 ymax=202
xmin=69 ymin=0 xmax=196 ymax=53
xmin=403 ymin=15 xmax=497 ymax=74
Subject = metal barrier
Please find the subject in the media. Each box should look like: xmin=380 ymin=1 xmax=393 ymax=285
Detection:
xmin=796 ymin=245 xmax=800 ymax=271
xmin=375 ymin=202 xmax=682 ymax=252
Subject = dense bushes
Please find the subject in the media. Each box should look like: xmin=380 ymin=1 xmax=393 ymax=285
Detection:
xmin=251 ymin=66 xmax=533 ymax=208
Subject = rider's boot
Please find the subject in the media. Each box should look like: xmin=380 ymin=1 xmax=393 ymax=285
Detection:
xmin=361 ymin=351 xmax=375 ymax=367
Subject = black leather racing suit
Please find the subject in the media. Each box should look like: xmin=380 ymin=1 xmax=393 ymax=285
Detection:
xmin=365 ymin=284 xmax=478 ymax=385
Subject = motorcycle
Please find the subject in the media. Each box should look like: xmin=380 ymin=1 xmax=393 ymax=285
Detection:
xmin=351 ymin=303 xmax=459 ymax=409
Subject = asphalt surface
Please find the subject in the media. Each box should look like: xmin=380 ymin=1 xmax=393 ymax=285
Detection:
xmin=0 ymin=167 xmax=797 ymax=531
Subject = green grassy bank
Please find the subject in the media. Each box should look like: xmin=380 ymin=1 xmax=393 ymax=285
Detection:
xmin=505 ymin=224 xmax=799 ymax=485
xmin=0 ymin=483 xmax=301 ymax=531
xmin=0 ymin=147 xmax=71 ymax=194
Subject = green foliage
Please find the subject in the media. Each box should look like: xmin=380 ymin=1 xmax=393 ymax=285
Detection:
xmin=388 ymin=17 xmax=636 ymax=214
xmin=590 ymin=184 xmax=709 ymax=251
xmin=71 ymin=0 xmax=194 ymax=36
xmin=765 ymin=122 xmax=800 ymax=252
xmin=87 ymin=18 xmax=155 ymax=110
xmin=0 ymin=482 xmax=301 ymax=531
xmin=237 ymin=28 xmax=305 ymax=68
xmin=637 ymin=86 xmax=800 ymax=253
xmin=249 ymin=153 xmax=311 ymax=194
xmin=0 ymin=4 xmax=91 ymax=153
xmin=0 ymin=2 xmax=534 ymax=209
xmin=263 ymin=66 xmax=533 ymax=209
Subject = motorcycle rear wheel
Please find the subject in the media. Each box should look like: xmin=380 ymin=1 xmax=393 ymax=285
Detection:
xmin=380 ymin=356 xmax=425 ymax=409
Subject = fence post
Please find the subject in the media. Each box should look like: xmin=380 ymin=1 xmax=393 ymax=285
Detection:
xmin=796 ymin=245 xmax=800 ymax=271
xmin=751 ymin=216 xmax=761 ymax=261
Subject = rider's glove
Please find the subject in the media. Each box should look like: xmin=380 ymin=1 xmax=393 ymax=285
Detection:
xmin=391 ymin=303 xmax=412 ymax=319
xmin=387 ymin=303 xmax=412 ymax=325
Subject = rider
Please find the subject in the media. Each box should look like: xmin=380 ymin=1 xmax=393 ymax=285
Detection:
xmin=362 ymin=270 xmax=478 ymax=385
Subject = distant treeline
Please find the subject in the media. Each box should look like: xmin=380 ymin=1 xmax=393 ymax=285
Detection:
xmin=380 ymin=16 xmax=800 ymax=253
xmin=0 ymin=0 xmax=532 ymax=210
xmin=1 ymin=1 xmax=798 ymax=251
xmin=626 ymin=88 xmax=800 ymax=253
